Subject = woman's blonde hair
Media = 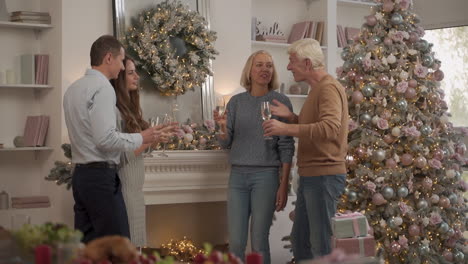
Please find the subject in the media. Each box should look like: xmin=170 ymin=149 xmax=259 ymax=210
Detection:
xmin=240 ymin=50 xmax=279 ymax=91
xmin=288 ymin=38 xmax=325 ymax=70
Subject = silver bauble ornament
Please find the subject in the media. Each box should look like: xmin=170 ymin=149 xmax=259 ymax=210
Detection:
xmin=360 ymin=113 xmax=372 ymax=125
xmin=373 ymin=149 xmax=386 ymax=162
xmin=353 ymin=53 xmax=365 ymax=64
xmin=419 ymin=245 xmax=430 ymax=255
xmin=362 ymin=85 xmax=374 ymax=97
xmin=422 ymin=54 xmax=434 ymax=67
xmin=371 ymin=35 xmax=381 ymax=45
xmin=343 ymin=61 xmax=352 ymax=71
xmin=417 ymin=199 xmax=428 ymax=209
xmin=391 ymin=13 xmax=403 ymax=24
xmin=438 ymin=222 xmax=449 ymax=233
xmin=382 ymin=187 xmax=394 ymax=199
xmin=396 ymin=99 xmax=408 ymax=111
xmin=397 ymin=186 xmax=409 ymax=198
xmin=348 ymin=191 xmax=358 ymax=202
xmin=453 ymin=251 xmax=465 ymax=262
xmin=415 ymin=39 xmax=429 ymax=51
xmin=388 ymin=218 xmax=397 ymax=228
xmin=420 ymin=125 xmax=432 ymax=136
xmin=447 ymin=228 xmax=455 ymax=237
xmin=448 ymin=193 xmax=458 ymax=205
xmin=341 ymin=50 xmax=350 ymax=60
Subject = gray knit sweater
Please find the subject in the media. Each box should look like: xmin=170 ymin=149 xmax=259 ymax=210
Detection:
xmin=219 ymin=91 xmax=295 ymax=167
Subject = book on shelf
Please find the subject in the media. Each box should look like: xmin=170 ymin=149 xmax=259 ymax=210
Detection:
xmin=20 ymin=54 xmax=35 ymax=84
xmin=337 ymin=25 xmax=347 ymax=48
xmin=288 ymin=21 xmax=309 ymax=43
xmin=11 ymin=11 xmax=50 ymax=16
xmin=11 ymin=196 xmax=50 ymax=204
xmin=22 ymin=115 xmax=50 ymax=147
xmin=10 ymin=11 xmax=51 ymax=24
xmin=12 ymin=202 xmax=51 ymax=209
xmin=256 ymin=34 xmax=287 ymax=43
xmin=251 ymin=17 xmax=257 ymax=41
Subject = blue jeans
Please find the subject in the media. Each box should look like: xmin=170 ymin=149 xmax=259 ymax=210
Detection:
xmin=291 ymin=175 xmax=346 ymax=261
xmin=228 ymin=168 xmax=279 ymax=264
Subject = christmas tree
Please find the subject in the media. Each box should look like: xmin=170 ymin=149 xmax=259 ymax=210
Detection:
xmin=337 ymin=0 xmax=467 ymax=263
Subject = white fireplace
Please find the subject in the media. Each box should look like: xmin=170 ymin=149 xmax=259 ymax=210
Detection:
xmin=143 ymin=150 xmax=230 ymax=205
xmin=143 ymin=150 xmax=230 ymax=247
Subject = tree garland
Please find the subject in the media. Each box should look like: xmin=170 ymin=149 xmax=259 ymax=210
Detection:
xmin=126 ymin=0 xmax=218 ymax=96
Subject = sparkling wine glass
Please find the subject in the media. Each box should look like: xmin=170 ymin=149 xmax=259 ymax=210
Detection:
xmin=144 ymin=116 xmax=159 ymax=158
xmin=215 ymin=96 xmax=226 ymax=135
xmin=158 ymin=114 xmax=171 ymax=157
xmin=261 ymin=101 xmax=273 ymax=140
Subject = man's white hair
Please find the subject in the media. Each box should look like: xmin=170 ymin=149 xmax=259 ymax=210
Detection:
xmin=287 ymin=38 xmax=325 ymax=70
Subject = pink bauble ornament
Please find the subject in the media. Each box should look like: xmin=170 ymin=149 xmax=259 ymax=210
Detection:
xmin=372 ymin=193 xmax=387 ymax=205
xmin=408 ymin=79 xmax=418 ymax=88
xmin=390 ymin=241 xmax=401 ymax=253
xmin=405 ymin=87 xmax=417 ymax=99
xmin=352 ymin=91 xmax=364 ymax=104
xmin=414 ymin=156 xmax=427 ymax=168
xmin=401 ymin=153 xmax=413 ymax=166
xmin=428 ymin=92 xmax=440 ymax=103
xmin=408 ymin=224 xmax=420 ymax=236
xmin=382 ymin=1 xmax=394 ymax=12
xmin=378 ymin=75 xmax=390 ymax=86
xmin=383 ymin=134 xmax=394 ymax=144
xmin=415 ymin=120 xmax=423 ymax=127
xmin=355 ymin=74 xmax=364 ymax=83
xmin=456 ymin=143 xmax=466 ymax=155
xmin=384 ymin=37 xmax=393 ymax=46
xmin=199 ymin=137 xmax=207 ymax=145
xmin=439 ymin=197 xmax=451 ymax=208
xmin=356 ymin=147 xmax=366 ymax=158
xmin=385 ymin=158 xmax=397 ymax=168
xmin=347 ymin=70 xmax=357 ymax=80
xmin=422 ymin=177 xmax=433 ymax=189
xmin=434 ymin=70 xmax=444 ymax=81
xmin=409 ymin=32 xmax=420 ymax=43
xmin=430 ymin=194 xmax=440 ymax=204
xmin=366 ymin=15 xmax=377 ymax=26
xmin=433 ymin=149 xmax=444 ymax=160
xmin=442 ymin=251 xmax=453 ymax=262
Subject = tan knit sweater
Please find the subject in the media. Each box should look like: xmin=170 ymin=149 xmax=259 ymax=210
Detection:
xmin=297 ymin=74 xmax=349 ymax=177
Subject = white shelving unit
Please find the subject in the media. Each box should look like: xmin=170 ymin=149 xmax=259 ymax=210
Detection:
xmin=285 ymin=94 xmax=308 ymax=98
xmin=0 ymin=18 xmax=53 ymax=153
xmin=0 ymin=84 xmax=53 ymax=89
xmin=0 ymin=147 xmax=53 ymax=151
xmin=0 ymin=21 xmax=53 ymax=30
xmin=337 ymin=0 xmax=378 ymax=8
xmin=252 ymin=40 xmax=327 ymax=50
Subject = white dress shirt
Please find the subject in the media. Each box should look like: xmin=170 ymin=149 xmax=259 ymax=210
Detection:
xmin=63 ymin=69 xmax=143 ymax=164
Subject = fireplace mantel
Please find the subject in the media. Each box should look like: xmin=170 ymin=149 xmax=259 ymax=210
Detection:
xmin=143 ymin=150 xmax=230 ymax=205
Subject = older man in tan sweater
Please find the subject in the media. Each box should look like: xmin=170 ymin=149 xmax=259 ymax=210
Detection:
xmin=262 ymin=38 xmax=349 ymax=261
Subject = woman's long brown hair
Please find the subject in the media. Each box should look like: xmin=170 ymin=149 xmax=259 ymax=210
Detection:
xmin=111 ymin=57 xmax=149 ymax=133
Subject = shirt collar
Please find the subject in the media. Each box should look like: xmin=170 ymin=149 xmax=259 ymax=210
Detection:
xmin=85 ymin=68 xmax=110 ymax=82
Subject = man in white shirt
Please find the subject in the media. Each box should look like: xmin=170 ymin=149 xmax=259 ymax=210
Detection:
xmin=63 ymin=35 xmax=162 ymax=243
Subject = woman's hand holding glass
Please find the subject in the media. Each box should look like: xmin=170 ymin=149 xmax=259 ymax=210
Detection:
xmin=213 ymin=108 xmax=228 ymax=138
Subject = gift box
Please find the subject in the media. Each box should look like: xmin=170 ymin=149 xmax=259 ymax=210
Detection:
xmin=332 ymin=212 xmax=369 ymax=238
xmin=332 ymin=235 xmax=376 ymax=257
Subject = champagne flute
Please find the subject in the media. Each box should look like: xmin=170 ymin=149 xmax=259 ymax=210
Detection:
xmin=261 ymin=101 xmax=273 ymax=140
xmin=158 ymin=114 xmax=171 ymax=157
xmin=215 ymin=96 xmax=226 ymax=135
xmin=144 ymin=116 xmax=159 ymax=158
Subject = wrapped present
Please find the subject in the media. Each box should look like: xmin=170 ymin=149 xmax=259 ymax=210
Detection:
xmin=332 ymin=212 xmax=369 ymax=238
xmin=332 ymin=235 xmax=376 ymax=257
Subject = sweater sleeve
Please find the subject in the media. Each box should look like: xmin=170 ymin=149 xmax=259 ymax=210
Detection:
xmin=276 ymin=95 xmax=295 ymax=164
xmin=298 ymin=83 xmax=343 ymax=141
xmin=217 ymin=97 xmax=235 ymax=149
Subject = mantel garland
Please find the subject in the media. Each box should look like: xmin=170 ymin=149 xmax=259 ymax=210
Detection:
xmin=125 ymin=0 xmax=218 ymax=96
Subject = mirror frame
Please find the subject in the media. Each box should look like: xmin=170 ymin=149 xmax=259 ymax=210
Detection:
xmin=112 ymin=0 xmax=214 ymax=120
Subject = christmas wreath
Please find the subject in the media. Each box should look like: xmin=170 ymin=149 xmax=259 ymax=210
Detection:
xmin=126 ymin=0 xmax=218 ymax=96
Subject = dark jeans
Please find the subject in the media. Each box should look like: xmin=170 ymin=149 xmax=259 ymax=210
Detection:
xmin=72 ymin=166 xmax=130 ymax=243
xmin=291 ymin=174 xmax=346 ymax=261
